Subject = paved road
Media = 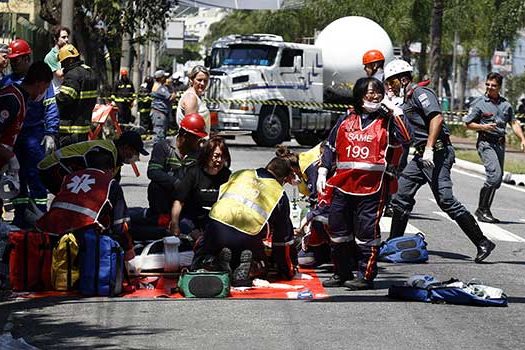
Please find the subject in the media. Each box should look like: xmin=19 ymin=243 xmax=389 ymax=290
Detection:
xmin=1 ymin=136 xmax=524 ymax=349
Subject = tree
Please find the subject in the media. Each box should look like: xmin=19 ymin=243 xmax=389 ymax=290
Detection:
xmin=429 ymin=0 xmax=444 ymax=91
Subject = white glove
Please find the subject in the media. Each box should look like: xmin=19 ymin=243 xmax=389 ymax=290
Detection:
xmin=316 ymin=167 xmax=328 ymax=193
xmin=381 ymin=98 xmax=403 ymax=116
xmin=7 ymin=156 xmax=20 ymax=183
xmin=421 ymin=148 xmax=434 ymax=168
xmin=41 ymin=135 xmax=56 ymax=154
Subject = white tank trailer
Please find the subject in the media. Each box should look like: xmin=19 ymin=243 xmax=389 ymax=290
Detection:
xmin=205 ymin=16 xmax=394 ymax=146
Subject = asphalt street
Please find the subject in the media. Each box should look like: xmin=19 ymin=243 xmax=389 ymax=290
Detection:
xmin=1 ymin=135 xmax=524 ymax=349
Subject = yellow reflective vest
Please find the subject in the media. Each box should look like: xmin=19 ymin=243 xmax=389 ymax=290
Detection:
xmin=209 ymin=169 xmax=283 ymax=236
xmin=297 ymin=143 xmax=321 ymax=197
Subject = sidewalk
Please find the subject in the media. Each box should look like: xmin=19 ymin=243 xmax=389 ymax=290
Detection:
xmin=450 ymin=135 xmax=525 ymax=186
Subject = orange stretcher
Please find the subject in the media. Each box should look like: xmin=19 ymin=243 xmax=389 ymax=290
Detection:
xmin=89 ymin=103 xmax=140 ymax=177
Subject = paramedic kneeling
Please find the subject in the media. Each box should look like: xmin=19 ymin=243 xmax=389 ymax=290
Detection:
xmin=192 ymin=157 xmax=297 ymax=287
xmin=36 ymin=167 xmax=134 ymax=260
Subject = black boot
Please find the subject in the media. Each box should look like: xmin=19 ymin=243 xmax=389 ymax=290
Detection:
xmin=456 ymin=212 xmax=496 ymax=263
xmin=475 ymin=187 xmax=499 ymax=223
xmin=344 ymin=278 xmax=374 ymax=291
xmin=322 ymin=243 xmax=354 ymax=288
xmin=388 ymin=207 xmax=409 ymax=240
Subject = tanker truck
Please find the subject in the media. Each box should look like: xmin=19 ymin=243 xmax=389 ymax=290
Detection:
xmin=205 ymin=16 xmax=394 ymax=146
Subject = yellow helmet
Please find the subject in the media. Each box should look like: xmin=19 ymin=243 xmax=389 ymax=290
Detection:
xmin=58 ymin=44 xmax=80 ymax=62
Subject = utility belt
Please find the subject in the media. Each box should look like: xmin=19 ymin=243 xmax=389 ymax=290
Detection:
xmin=414 ymin=137 xmax=451 ymax=156
xmin=478 ymin=132 xmax=505 ymax=145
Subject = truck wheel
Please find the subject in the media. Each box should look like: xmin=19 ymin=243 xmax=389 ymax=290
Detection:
xmin=293 ymin=132 xmax=320 ymax=146
xmin=252 ymin=108 xmax=288 ymax=147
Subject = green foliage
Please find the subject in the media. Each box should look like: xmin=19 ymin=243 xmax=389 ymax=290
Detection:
xmin=176 ymin=43 xmax=203 ymax=65
xmin=506 ymin=73 xmax=525 ymax=107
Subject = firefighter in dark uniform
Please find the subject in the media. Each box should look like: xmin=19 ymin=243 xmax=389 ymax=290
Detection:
xmin=192 ymin=157 xmax=297 ymax=287
xmin=384 ymin=59 xmax=496 ymax=263
xmin=463 ymin=72 xmax=525 ymax=223
xmin=137 ymin=76 xmax=153 ymax=132
xmin=56 ymin=44 xmax=98 ymax=147
xmin=146 ymin=113 xmax=208 ymax=218
xmin=112 ymin=68 xmax=135 ymax=125
xmin=318 ymin=77 xmax=412 ymax=290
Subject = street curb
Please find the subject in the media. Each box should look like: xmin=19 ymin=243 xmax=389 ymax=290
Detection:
xmin=454 ymin=158 xmax=524 ymax=186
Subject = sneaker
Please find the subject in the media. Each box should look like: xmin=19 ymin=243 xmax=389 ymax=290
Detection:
xmin=298 ymin=249 xmax=317 ymax=268
xmin=322 ymin=273 xmax=354 ymax=288
xmin=343 ymin=278 xmax=374 ymax=291
xmin=232 ymin=250 xmax=253 ymax=287
xmin=216 ymin=247 xmax=232 ymax=273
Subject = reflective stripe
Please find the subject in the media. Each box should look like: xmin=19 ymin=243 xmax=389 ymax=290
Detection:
xmin=312 ymin=215 xmax=328 ymax=224
xmin=80 ymin=90 xmax=97 ymax=99
xmin=356 ymin=237 xmax=382 ymax=246
xmin=43 ymin=97 xmax=56 ymax=106
xmin=221 ymin=192 xmax=268 ymax=219
xmin=336 ymin=161 xmax=386 ymax=171
xmin=330 ymin=235 xmax=353 ymax=243
xmin=11 ymin=198 xmax=30 ymax=204
xmin=113 ymin=217 xmax=130 ymax=225
xmin=52 ymin=201 xmax=98 ymax=219
xmin=60 ymin=85 xmax=78 ymax=99
xmin=59 ymin=125 xmax=91 ymax=133
xmin=34 ymin=198 xmax=48 ymax=204
xmin=271 ymin=239 xmax=295 ymax=246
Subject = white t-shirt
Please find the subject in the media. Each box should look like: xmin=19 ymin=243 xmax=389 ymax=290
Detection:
xmin=176 ymin=90 xmax=210 ymax=136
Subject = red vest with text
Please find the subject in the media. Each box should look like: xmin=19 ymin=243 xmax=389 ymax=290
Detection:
xmin=327 ymin=112 xmax=392 ymax=195
xmin=0 ymin=85 xmax=26 ymax=148
xmin=36 ymin=168 xmax=113 ymax=235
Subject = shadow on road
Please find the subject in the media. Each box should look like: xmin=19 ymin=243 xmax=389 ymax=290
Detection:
xmin=0 ymin=297 xmax=171 ymax=349
xmin=428 ymin=249 xmax=471 ymax=261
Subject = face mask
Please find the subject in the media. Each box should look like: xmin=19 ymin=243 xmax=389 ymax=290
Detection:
xmin=362 ymin=100 xmax=381 ymax=112
xmin=124 ymin=154 xmax=139 ymax=164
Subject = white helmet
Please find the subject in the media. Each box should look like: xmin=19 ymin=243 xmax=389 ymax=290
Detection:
xmin=384 ymin=59 xmax=413 ymax=80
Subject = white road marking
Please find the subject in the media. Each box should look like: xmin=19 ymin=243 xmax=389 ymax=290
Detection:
xmin=452 ymin=168 xmax=525 ymax=194
xmin=433 ymin=211 xmax=525 ymax=243
xmin=520 ymin=219 xmax=525 ymax=223
xmin=380 ymin=217 xmax=420 ymax=235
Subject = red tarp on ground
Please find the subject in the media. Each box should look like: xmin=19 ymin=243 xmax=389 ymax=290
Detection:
xmin=12 ymin=269 xmax=328 ymax=300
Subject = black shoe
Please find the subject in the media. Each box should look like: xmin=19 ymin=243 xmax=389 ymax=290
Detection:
xmin=322 ymin=273 xmax=353 ymax=288
xmin=343 ymin=278 xmax=374 ymax=291
xmin=383 ymin=205 xmax=394 ymax=217
xmin=216 ymin=248 xmax=232 ymax=274
xmin=475 ymin=208 xmax=498 ymax=223
xmin=475 ymin=239 xmax=496 ymax=263
xmin=232 ymin=250 xmax=253 ymax=287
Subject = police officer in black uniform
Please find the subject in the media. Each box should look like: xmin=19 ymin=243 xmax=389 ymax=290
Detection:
xmin=384 ymin=59 xmax=495 ymax=263
xmin=463 ymin=72 xmax=525 ymax=223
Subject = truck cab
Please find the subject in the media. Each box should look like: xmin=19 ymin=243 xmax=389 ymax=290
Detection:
xmin=206 ymin=34 xmax=333 ymax=146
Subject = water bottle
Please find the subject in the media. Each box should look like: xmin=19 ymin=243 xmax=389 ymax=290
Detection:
xmin=297 ymin=289 xmax=313 ymax=300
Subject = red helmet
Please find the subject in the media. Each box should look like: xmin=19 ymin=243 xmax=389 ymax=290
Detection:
xmin=120 ymin=68 xmax=128 ymax=76
xmin=362 ymin=49 xmax=385 ymax=65
xmin=180 ymin=113 xmax=208 ymax=138
xmin=7 ymin=39 xmax=32 ymax=59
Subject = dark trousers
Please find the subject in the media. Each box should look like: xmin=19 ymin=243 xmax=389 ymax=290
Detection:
xmin=392 ymin=145 xmax=467 ymax=220
xmin=477 ymin=139 xmax=505 ymax=189
xmin=58 ymin=132 xmax=89 ymax=148
xmin=328 ymin=187 xmax=387 ymax=281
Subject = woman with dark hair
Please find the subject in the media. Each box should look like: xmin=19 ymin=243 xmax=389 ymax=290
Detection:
xmin=316 ymin=77 xmax=412 ymax=290
xmin=169 ymin=136 xmax=232 ymax=237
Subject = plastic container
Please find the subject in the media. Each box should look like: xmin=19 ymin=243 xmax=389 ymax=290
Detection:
xmin=297 ymin=289 xmax=313 ymax=300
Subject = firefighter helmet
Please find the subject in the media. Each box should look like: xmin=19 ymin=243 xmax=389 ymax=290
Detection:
xmin=362 ymin=49 xmax=385 ymax=65
xmin=58 ymin=44 xmax=80 ymax=62
xmin=120 ymin=68 xmax=128 ymax=76
xmin=180 ymin=113 xmax=208 ymax=138
xmin=7 ymin=39 xmax=32 ymax=59
xmin=384 ymin=59 xmax=413 ymax=80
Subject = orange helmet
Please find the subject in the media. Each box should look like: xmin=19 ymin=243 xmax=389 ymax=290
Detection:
xmin=362 ymin=49 xmax=385 ymax=65
xmin=120 ymin=68 xmax=128 ymax=76
xmin=180 ymin=113 xmax=208 ymax=138
xmin=7 ymin=39 xmax=32 ymax=59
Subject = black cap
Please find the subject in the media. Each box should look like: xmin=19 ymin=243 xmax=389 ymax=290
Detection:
xmin=118 ymin=131 xmax=149 ymax=156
